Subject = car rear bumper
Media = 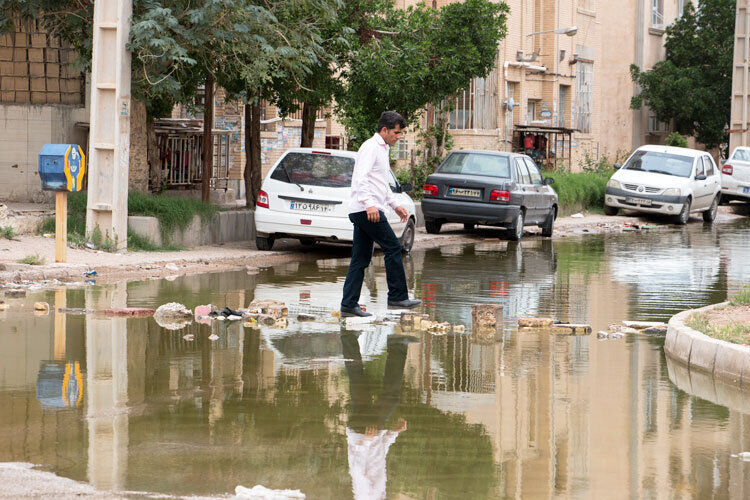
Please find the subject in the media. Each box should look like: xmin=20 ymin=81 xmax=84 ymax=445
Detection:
xmin=605 ymin=187 xmax=687 ymax=214
xmin=422 ymin=198 xmax=520 ymax=224
xmin=720 ymin=175 xmax=750 ymax=200
xmin=255 ymin=208 xmax=353 ymax=241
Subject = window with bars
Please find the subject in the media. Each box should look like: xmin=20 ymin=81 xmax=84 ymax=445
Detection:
xmin=647 ymin=113 xmax=668 ymax=133
xmin=394 ymin=139 xmax=410 ymax=160
xmin=446 ymin=69 xmax=498 ymax=130
xmin=651 ymin=0 xmax=664 ymax=26
xmin=576 ymin=61 xmax=593 ymax=133
xmin=578 ymin=0 xmax=595 ymax=11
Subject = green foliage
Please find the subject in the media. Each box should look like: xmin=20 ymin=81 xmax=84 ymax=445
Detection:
xmin=17 ymin=253 xmax=44 ymax=265
xmin=39 ymin=191 xmax=214 ymax=250
xmin=578 ymin=150 xmax=627 ymax=175
xmin=630 ymin=0 xmax=735 ymax=149
xmin=336 ymin=0 xmax=509 ymax=147
xmin=543 ymin=171 xmax=611 ymax=214
xmin=127 ymin=230 xmax=184 ymax=252
xmin=729 ymin=284 xmax=750 ymax=306
xmin=665 ymin=131 xmax=689 ymax=148
xmin=0 ymin=225 xmax=16 ymax=240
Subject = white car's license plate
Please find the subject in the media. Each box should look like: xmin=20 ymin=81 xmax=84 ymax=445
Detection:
xmin=743 ymin=187 xmax=750 ymax=194
xmin=626 ymin=196 xmax=652 ymax=206
xmin=449 ymin=187 xmax=481 ymax=198
xmin=290 ymin=202 xmax=333 ymax=213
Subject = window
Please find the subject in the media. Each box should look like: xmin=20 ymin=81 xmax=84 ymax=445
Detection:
xmin=731 ymin=148 xmax=750 ymax=161
xmin=447 ymin=69 xmax=498 ymax=130
xmin=325 ymin=135 xmax=341 ymax=150
xmin=558 ymin=85 xmax=570 ymax=127
xmin=623 ymin=150 xmax=693 ymax=178
xmin=527 ymin=100 xmax=538 ymax=124
xmin=647 ymin=113 xmax=668 ymax=133
xmin=437 ymin=153 xmax=511 ymax=178
xmin=525 ymin=159 xmax=543 ymax=184
xmin=678 ymin=0 xmax=685 ymax=18
xmin=394 ymin=139 xmax=410 ymax=160
xmin=576 ymin=62 xmax=593 ymax=133
xmin=695 ymin=158 xmax=705 ymax=177
xmin=515 ymin=159 xmax=531 ymax=184
xmin=654 ymin=0 xmax=665 ymax=24
xmin=270 ymin=152 xmax=355 ymax=187
xmin=702 ymin=156 xmax=714 ymax=176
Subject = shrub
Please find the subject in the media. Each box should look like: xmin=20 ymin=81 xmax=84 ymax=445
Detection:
xmin=0 ymin=225 xmax=16 ymax=240
xmin=665 ymin=132 xmax=688 ymax=148
xmin=543 ymin=170 xmax=610 ymax=214
xmin=18 ymin=253 xmax=45 ymax=265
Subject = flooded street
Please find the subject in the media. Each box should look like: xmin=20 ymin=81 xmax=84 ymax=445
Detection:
xmin=1 ymin=221 xmax=749 ymax=499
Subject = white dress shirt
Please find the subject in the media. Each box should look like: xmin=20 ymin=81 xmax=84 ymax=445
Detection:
xmin=346 ymin=427 xmax=399 ymax=500
xmin=348 ymin=133 xmax=399 ymax=214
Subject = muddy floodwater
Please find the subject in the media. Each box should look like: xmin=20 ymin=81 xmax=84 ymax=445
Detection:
xmin=1 ymin=221 xmax=749 ymax=499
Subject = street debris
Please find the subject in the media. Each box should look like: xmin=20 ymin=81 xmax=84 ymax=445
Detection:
xmin=235 ymin=484 xmax=305 ymax=499
xmin=247 ymin=298 xmax=288 ymax=318
xmin=297 ymin=313 xmax=316 ymax=322
xmin=518 ymin=317 xmax=554 ymax=328
xmin=472 ymin=303 xmax=502 ymax=327
xmin=154 ymin=302 xmax=193 ymax=330
xmin=4 ymin=289 xmax=26 ymax=298
xmin=165 ymin=263 xmax=179 ymax=271
xmin=731 ymin=452 xmax=750 ymax=461
xmin=622 ymin=320 xmax=666 ymax=329
xmin=0 ymin=301 xmax=8 ymax=311
xmin=33 ymin=301 xmax=50 ymax=313
xmin=208 ymin=334 xmax=219 ymax=341
xmin=84 ymin=270 xmax=97 ymax=277
xmin=57 ymin=307 xmax=90 ymax=315
xmin=103 ymin=308 xmax=155 ymax=317
xmin=642 ymin=326 xmax=668 ymax=335
xmin=571 ymin=213 xmax=584 ymax=218
xmin=246 ymin=265 xmax=260 ymax=275
xmin=597 ymin=330 xmax=624 ymax=340
xmin=182 ymin=333 xmax=195 ymax=341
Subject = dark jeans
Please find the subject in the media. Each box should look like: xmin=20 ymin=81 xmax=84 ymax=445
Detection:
xmin=341 ymin=332 xmax=407 ymax=432
xmin=341 ymin=210 xmax=408 ymax=308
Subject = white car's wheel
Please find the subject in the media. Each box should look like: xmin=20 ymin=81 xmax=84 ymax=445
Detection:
xmin=400 ymin=219 xmax=415 ymax=253
xmin=703 ymin=195 xmax=719 ymax=222
xmin=675 ymin=198 xmax=691 ymax=225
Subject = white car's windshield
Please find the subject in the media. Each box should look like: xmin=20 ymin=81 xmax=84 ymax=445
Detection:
xmin=731 ymin=148 xmax=750 ymax=161
xmin=438 ymin=153 xmax=511 ymax=178
xmin=270 ymin=153 xmax=355 ymax=188
xmin=623 ymin=151 xmax=693 ymax=178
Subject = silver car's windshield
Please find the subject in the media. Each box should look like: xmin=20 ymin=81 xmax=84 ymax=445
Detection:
xmin=437 ymin=153 xmax=511 ymax=178
xmin=623 ymin=151 xmax=693 ymax=178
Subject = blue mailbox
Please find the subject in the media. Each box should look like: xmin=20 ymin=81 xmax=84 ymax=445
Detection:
xmin=38 ymin=144 xmax=86 ymax=192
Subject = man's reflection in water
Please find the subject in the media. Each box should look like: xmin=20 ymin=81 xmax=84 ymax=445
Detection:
xmin=341 ymin=330 xmax=416 ymax=500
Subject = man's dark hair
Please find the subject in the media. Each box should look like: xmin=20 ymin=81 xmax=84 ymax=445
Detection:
xmin=378 ymin=111 xmax=407 ymax=132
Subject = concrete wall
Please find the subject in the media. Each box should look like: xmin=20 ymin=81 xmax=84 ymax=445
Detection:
xmin=665 ymin=302 xmax=750 ymax=388
xmin=128 ymin=209 xmax=255 ymax=248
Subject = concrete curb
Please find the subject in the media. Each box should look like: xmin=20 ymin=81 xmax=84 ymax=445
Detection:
xmin=128 ymin=209 xmax=255 ymax=247
xmin=665 ymin=302 xmax=750 ymax=389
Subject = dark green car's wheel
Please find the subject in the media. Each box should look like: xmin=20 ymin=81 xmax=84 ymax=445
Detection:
xmin=508 ymin=210 xmax=524 ymax=241
xmin=424 ymin=218 xmax=442 ymax=234
xmin=541 ymin=207 xmax=555 ymax=237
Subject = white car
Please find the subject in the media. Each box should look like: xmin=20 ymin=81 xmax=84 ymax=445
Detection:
xmin=604 ymin=145 xmax=721 ymax=224
xmin=254 ymin=148 xmax=417 ymax=251
xmin=720 ymin=146 xmax=750 ymax=203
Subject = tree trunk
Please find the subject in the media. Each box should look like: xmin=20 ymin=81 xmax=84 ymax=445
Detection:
xmin=146 ymin=119 xmax=160 ymax=192
xmin=201 ymin=74 xmax=214 ymax=203
xmin=244 ymin=101 xmax=262 ymax=208
xmin=300 ymin=102 xmax=317 ymax=147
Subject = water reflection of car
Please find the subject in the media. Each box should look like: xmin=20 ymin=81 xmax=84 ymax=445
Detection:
xmin=604 ymin=145 xmax=721 ymax=224
xmin=719 ymin=146 xmax=750 ymax=204
xmin=421 ymin=150 xmax=558 ymax=241
xmin=254 ymin=148 xmax=417 ymax=252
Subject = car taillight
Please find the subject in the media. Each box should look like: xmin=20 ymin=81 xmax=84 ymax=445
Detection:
xmin=256 ymin=189 xmax=269 ymax=208
xmin=423 ymin=184 xmax=438 ymax=196
xmin=490 ymin=189 xmax=510 ymax=202
xmin=722 ymin=164 xmax=733 ymax=175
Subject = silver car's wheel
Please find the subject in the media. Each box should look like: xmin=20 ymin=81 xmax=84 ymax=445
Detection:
xmin=508 ymin=211 xmax=524 ymax=241
xmin=702 ymin=195 xmax=719 ymax=222
xmin=400 ymin=219 xmax=415 ymax=253
xmin=675 ymin=198 xmax=691 ymax=225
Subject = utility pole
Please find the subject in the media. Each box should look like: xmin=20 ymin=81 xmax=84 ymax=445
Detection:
xmin=730 ymin=0 xmax=750 ymax=153
xmin=86 ymin=0 xmax=133 ymax=251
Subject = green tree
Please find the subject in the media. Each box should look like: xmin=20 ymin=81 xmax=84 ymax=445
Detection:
xmin=336 ymin=0 xmax=509 ymax=147
xmin=630 ymin=0 xmax=735 ymax=149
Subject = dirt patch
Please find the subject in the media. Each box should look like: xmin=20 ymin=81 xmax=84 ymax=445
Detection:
xmin=689 ymin=306 xmax=750 ymax=345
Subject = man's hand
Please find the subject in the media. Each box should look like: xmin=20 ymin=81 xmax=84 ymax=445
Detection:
xmin=366 ymin=206 xmax=380 ymax=222
xmin=394 ymin=206 xmax=408 ymax=222
xmin=392 ymin=418 xmax=407 ymax=433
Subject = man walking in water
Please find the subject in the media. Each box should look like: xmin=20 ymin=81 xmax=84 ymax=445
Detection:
xmin=341 ymin=111 xmax=421 ymax=317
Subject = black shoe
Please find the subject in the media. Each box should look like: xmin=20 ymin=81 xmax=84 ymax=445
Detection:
xmin=387 ymin=299 xmax=422 ymax=309
xmin=340 ymin=305 xmax=373 ymax=318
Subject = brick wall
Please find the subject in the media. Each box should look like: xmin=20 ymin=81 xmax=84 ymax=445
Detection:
xmin=0 ymin=19 xmax=84 ymax=105
xmin=129 ymin=100 xmax=148 ymax=193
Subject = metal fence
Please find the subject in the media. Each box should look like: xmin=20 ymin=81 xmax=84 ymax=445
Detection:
xmin=156 ymin=130 xmax=232 ymax=189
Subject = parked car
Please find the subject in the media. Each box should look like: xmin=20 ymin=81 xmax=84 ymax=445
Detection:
xmin=604 ymin=145 xmax=721 ymax=224
xmin=421 ymin=150 xmax=558 ymax=241
xmin=719 ymin=146 xmax=750 ymax=203
xmin=254 ymin=148 xmax=417 ymax=251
